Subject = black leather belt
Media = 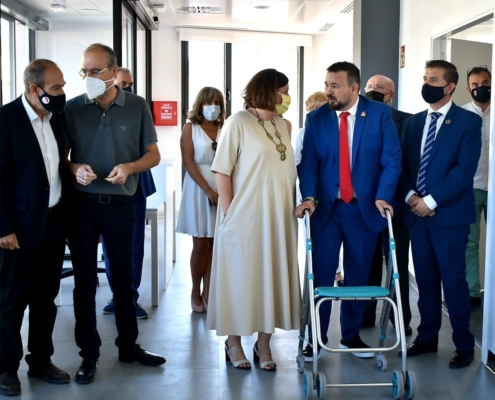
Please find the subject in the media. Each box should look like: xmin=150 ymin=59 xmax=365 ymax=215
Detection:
xmin=76 ymin=191 xmax=128 ymax=204
xmin=47 ymin=202 xmax=63 ymax=214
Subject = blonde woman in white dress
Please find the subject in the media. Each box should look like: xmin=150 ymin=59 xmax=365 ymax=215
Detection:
xmin=207 ymin=69 xmax=301 ymax=371
xmin=176 ymin=87 xmax=225 ymax=314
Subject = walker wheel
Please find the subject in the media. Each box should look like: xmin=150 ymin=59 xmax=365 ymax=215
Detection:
xmin=296 ymin=355 xmax=305 ymax=373
xmin=376 ymin=354 xmax=388 ymax=372
xmin=392 ymin=370 xmax=405 ymax=399
xmin=316 ymin=372 xmax=327 ymax=399
xmin=304 ymin=371 xmax=315 ymax=400
xmin=405 ymin=370 xmax=416 ymax=399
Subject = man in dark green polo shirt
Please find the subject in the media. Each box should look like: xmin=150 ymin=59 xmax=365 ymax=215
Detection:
xmin=64 ymin=43 xmax=165 ymax=385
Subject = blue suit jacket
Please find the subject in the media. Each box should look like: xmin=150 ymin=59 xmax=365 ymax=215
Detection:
xmin=0 ymin=96 xmax=71 ymax=253
xmin=399 ymin=102 xmax=482 ymax=227
xmin=298 ymin=95 xmax=402 ymax=234
xmin=136 ymin=148 xmax=156 ymax=198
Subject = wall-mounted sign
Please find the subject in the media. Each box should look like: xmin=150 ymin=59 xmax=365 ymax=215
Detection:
xmin=153 ymin=101 xmax=178 ymax=126
xmin=400 ymin=45 xmax=405 ymax=68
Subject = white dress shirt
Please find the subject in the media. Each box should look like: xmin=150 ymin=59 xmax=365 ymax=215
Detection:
xmin=22 ymin=95 xmax=62 ymax=207
xmin=462 ymin=101 xmax=490 ymax=191
xmin=405 ymin=100 xmax=453 ymax=210
xmin=336 ymin=97 xmax=359 ymax=198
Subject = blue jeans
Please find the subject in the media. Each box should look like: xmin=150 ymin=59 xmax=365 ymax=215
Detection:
xmin=102 ymin=190 xmax=146 ymax=303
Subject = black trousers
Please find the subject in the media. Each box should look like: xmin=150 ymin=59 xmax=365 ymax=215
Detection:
xmin=68 ymin=194 xmax=138 ymax=360
xmin=364 ymin=215 xmax=412 ymax=326
xmin=0 ymin=205 xmax=65 ymax=373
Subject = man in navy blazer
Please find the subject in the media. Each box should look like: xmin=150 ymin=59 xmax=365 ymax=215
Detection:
xmin=296 ymin=62 xmax=402 ymax=360
xmin=0 ymin=60 xmax=71 ymax=395
xmin=400 ymin=60 xmax=481 ymax=369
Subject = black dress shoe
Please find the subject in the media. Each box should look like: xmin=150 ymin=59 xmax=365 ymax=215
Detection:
xmin=405 ymin=325 xmax=413 ymax=336
xmin=0 ymin=372 xmax=21 ymax=396
xmin=119 ymin=344 xmax=166 ymax=366
xmin=27 ymin=361 xmax=70 ymax=384
xmin=75 ymin=358 xmax=97 ymax=384
xmin=449 ymin=350 xmax=474 ymax=369
xmin=398 ymin=340 xmax=438 ymax=357
xmin=470 ymin=296 xmax=482 ymax=307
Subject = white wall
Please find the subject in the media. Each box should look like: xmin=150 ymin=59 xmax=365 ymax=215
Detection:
xmin=151 ymin=26 xmax=182 ymax=205
xmin=398 ymin=0 xmax=493 ymax=114
xmin=302 ymin=20 xmax=353 ymax=128
xmin=35 ymin=21 xmax=113 ymax=101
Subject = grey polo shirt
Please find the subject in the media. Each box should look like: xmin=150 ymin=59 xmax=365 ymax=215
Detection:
xmin=64 ymin=86 xmax=158 ymax=196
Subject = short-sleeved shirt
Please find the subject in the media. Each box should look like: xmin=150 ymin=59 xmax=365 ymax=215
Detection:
xmin=64 ymin=86 xmax=158 ymax=196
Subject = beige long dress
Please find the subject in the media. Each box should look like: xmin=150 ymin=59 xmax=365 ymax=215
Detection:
xmin=206 ymin=110 xmax=301 ymax=336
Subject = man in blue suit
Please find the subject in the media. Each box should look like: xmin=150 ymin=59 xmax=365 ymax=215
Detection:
xmin=296 ymin=62 xmax=402 ymax=360
xmin=101 ymin=69 xmax=156 ymax=319
xmin=400 ymin=60 xmax=481 ymax=369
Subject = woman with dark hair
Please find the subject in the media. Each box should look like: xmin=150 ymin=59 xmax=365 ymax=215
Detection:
xmin=206 ymin=69 xmax=301 ymax=371
xmin=176 ymin=87 xmax=226 ymax=313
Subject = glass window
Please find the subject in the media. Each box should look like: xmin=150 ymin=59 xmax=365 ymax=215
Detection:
xmin=15 ymin=21 xmax=29 ymax=97
xmin=136 ymin=23 xmax=146 ymax=98
xmin=122 ymin=9 xmax=134 ymax=75
xmin=231 ymin=43 xmax=299 ymax=131
xmin=1 ymin=16 xmax=13 ymax=104
xmin=188 ymin=41 xmax=225 ymax=111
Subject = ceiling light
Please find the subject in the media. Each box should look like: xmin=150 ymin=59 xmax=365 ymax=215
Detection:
xmin=81 ymin=8 xmax=99 ymax=11
xmin=50 ymin=4 xmax=67 ymax=12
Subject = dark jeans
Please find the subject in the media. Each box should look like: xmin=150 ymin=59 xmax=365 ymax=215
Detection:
xmin=68 ymin=193 xmax=138 ymax=359
xmin=364 ymin=215 xmax=412 ymax=326
xmin=102 ymin=189 xmax=146 ymax=302
xmin=0 ymin=205 xmax=65 ymax=373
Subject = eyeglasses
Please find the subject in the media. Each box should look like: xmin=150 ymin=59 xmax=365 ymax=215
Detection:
xmin=79 ymin=66 xmax=110 ymax=79
xmin=365 ymin=84 xmax=393 ymax=92
xmin=212 ymin=142 xmax=217 ymax=151
xmin=467 ymin=65 xmax=489 ymax=75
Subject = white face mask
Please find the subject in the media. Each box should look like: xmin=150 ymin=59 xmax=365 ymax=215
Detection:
xmin=86 ymin=76 xmax=114 ymax=99
xmin=203 ymin=105 xmax=221 ymax=121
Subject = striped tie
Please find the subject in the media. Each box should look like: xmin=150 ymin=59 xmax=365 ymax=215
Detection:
xmin=417 ymin=112 xmax=441 ymax=196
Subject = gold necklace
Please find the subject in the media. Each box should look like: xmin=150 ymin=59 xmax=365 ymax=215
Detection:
xmin=254 ymin=109 xmax=286 ymax=161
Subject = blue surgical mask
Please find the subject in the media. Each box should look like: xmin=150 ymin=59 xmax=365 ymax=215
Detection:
xmin=123 ymin=86 xmax=132 ymax=93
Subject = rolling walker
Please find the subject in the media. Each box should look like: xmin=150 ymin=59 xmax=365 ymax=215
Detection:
xmin=296 ymin=209 xmax=416 ymax=399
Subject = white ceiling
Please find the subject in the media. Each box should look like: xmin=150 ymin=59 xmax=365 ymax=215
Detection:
xmin=11 ymin=0 xmax=355 ymax=34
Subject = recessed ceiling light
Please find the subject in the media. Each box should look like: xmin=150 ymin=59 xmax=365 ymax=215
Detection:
xmin=50 ymin=4 xmax=67 ymax=12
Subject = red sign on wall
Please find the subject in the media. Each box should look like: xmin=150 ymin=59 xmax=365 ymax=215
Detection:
xmin=153 ymin=101 xmax=178 ymax=126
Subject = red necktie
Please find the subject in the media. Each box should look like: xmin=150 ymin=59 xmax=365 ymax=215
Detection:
xmin=339 ymin=112 xmax=353 ymax=203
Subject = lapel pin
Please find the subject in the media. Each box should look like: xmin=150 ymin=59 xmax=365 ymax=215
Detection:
xmin=361 ymin=112 xmax=366 ymax=117
xmin=446 ymin=119 xmax=451 ymax=124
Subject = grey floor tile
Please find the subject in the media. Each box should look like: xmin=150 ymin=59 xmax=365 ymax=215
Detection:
xmin=13 ymin=222 xmax=495 ymax=400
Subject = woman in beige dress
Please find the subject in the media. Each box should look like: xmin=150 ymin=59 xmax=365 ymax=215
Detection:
xmin=207 ymin=69 xmax=301 ymax=371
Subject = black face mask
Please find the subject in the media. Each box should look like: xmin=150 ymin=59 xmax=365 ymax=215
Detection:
xmin=38 ymin=86 xmax=66 ymax=113
xmin=421 ymin=83 xmax=448 ymax=104
xmin=365 ymin=90 xmax=385 ymax=103
xmin=471 ymin=86 xmax=491 ymax=103
xmin=122 ymin=86 xmax=132 ymax=93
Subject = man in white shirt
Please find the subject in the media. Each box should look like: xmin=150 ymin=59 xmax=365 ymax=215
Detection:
xmin=0 ymin=59 xmax=71 ymax=395
xmin=462 ymin=66 xmax=491 ymax=307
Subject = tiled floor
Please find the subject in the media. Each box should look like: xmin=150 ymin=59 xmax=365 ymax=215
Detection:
xmin=14 ymin=218 xmax=495 ymax=399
